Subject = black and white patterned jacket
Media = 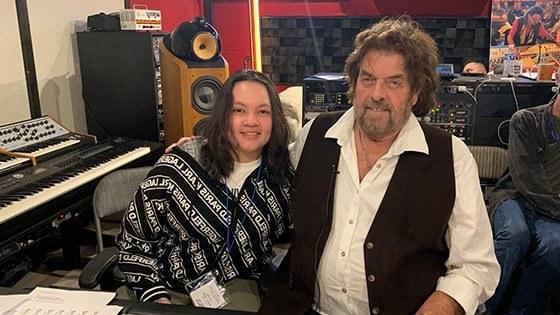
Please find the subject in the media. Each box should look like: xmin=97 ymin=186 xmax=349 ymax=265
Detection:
xmin=116 ymin=141 xmax=292 ymax=302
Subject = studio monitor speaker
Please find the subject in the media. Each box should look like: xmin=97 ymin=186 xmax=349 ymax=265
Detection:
xmin=160 ymin=40 xmax=229 ymax=146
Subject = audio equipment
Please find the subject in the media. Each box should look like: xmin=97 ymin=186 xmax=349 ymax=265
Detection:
xmin=160 ymin=37 xmax=229 ymax=146
xmin=0 ymin=116 xmax=96 ymax=173
xmin=429 ymin=76 xmax=557 ymax=147
xmin=86 ymin=13 xmax=120 ymax=31
xmin=473 ymin=79 xmax=556 ymax=147
xmin=426 ymin=81 xmax=477 ymax=143
xmin=0 ymin=116 xmax=162 ymax=269
xmin=303 ymin=73 xmax=350 ymax=112
xmin=119 ymin=7 xmax=161 ymax=31
xmin=77 ymin=31 xmax=162 ymax=142
xmin=436 ymin=63 xmax=456 ymax=80
xmin=170 ymin=17 xmax=221 ymax=62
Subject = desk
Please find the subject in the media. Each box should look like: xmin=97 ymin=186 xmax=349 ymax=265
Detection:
xmin=0 ymin=287 xmax=252 ymax=314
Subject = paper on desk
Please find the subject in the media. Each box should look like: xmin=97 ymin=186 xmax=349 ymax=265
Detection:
xmin=28 ymin=286 xmax=116 ymax=305
xmin=0 ymin=287 xmax=121 ymax=315
xmin=4 ymin=300 xmax=122 ymax=315
xmin=0 ymin=294 xmax=26 ymax=314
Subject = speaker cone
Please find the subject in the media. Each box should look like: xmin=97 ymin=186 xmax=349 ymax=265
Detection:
xmin=191 ymin=76 xmax=222 ymax=114
xmin=193 ymin=119 xmax=209 ymax=136
xmin=192 ymin=32 xmax=219 ymax=61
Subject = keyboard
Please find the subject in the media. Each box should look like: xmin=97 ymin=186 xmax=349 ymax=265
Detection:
xmin=0 ymin=139 xmax=153 ymax=224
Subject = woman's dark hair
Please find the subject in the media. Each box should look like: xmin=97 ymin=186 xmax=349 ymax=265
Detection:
xmin=527 ymin=5 xmax=544 ymax=17
xmin=201 ymin=70 xmax=291 ymax=184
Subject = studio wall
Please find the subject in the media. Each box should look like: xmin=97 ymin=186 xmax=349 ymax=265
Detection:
xmin=28 ymin=0 xmax=124 ymax=133
xmin=262 ymin=17 xmax=489 ymax=84
xmin=2 ymin=0 xmax=125 ymax=132
xmin=3 ymin=0 xmax=495 ymax=131
xmin=1 ymin=1 xmax=29 ymax=125
xmin=137 ymin=0 xmax=494 ymax=76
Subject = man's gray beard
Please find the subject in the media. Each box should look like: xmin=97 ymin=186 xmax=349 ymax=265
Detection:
xmin=355 ymin=104 xmax=412 ymax=141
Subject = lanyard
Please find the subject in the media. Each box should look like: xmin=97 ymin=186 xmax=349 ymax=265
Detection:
xmin=225 ymin=188 xmax=240 ymax=254
xmin=204 ymin=163 xmax=263 ymax=275
xmin=201 ymin=188 xmax=239 ymax=276
xmin=225 ymin=164 xmax=263 ymax=253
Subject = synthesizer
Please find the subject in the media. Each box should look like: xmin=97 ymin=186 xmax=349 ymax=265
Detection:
xmin=0 ymin=137 xmax=158 ymax=225
xmin=0 ymin=117 xmax=162 ymax=252
xmin=0 ymin=116 xmax=96 ymax=175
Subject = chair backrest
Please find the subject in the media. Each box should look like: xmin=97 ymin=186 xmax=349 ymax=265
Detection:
xmin=467 ymin=145 xmax=508 ymax=180
xmin=468 ymin=145 xmax=508 ymax=206
xmin=93 ymin=166 xmax=151 ymax=252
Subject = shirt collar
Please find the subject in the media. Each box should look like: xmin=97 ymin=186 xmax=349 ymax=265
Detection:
xmin=324 ymin=107 xmax=429 ymax=157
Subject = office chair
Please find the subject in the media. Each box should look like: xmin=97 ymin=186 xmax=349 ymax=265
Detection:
xmin=80 ymin=166 xmax=150 ymax=290
xmin=467 ymin=145 xmax=508 ymax=204
xmin=92 ymin=166 xmax=151 ymax=252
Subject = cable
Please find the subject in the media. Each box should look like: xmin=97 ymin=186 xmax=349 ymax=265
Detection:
xmin=508 ymin=80 xmax=520 ymax=112
xmin=494 ymin=80 xmax=519 ymax=146
xmin=549 ymin=89 xmax=558 ymax=104
xmin=461 ymin=88 xmax=478 ymax=104
xmin=82 ymin=94 xmax=112 ymax=138
xmin=497 ymin=119 xmax=511 ymax=146
xmin=474 ymin=78 xmax=493 ymax=100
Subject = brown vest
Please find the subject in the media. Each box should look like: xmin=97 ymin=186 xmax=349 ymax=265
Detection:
xmin=288 ymin=112 xmax=455 ymax=315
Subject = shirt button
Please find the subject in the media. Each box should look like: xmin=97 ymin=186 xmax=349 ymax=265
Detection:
xmin=376 ymin=164 xmax=382 ymax=168
xmin=342 ymin=288 xmax=347 ymax=293
xmin=368 ymin=274 xmax=376 ymax=282
xmin=349 ymin=219 xmax=354 ymax=224
xmin=341 ymin=251 xmax=346 ymax=257
xmin=371 ymin=306 xmax=380 ymax=314
xmin=366 ymin=242 xmax=374 ymax=249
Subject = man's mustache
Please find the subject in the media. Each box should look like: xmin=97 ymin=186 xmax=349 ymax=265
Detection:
xmin=362 ymin=100 xmax=391 ymax=112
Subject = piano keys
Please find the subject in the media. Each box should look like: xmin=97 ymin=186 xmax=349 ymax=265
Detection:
xmin=0 ymin=116 xmax=162 ymax=255
xmin=0 ymin=138 xmax=159 ymax=224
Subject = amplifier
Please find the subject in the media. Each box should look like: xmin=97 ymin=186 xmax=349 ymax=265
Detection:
xmin=472 ymin=78 xmax=556 ymax=147
xmin=426 ymin=81 xmax=477 ymax=143
xmin=428 ymin=76 xmax=557 ymax=147
xmin=120 ymin=7 xmax=161 ymax=31
xmin=303 ymin=73 xmax=350 ymax=112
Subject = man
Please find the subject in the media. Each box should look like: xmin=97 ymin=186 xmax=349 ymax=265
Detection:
xmin=507 ymin=1 xmax=524 ymax=25
xmin=484 ymin=82 xmax=560 ymax=314
xmin=260 ymin=17 xmax=499 ymax=315
xmin=507 ymin=5 xmax=554 ymax=46
xmin=462 ymin=60 xmax=488 ymax=74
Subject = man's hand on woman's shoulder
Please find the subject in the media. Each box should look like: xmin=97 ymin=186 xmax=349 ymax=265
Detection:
xmin=165 ymin=137 xmax=195 ymax=153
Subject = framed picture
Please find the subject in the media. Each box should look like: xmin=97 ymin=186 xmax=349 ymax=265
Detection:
xmin=489 ymin=0 xmax=560 ymax=72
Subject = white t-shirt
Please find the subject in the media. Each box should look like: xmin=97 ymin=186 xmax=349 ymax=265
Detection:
xmin=226 ymin=158 xmax=261 ymax=191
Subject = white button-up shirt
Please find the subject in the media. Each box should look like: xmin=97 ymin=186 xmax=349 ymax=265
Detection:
xmin=289 ymin=108 xmax=499 ymax=315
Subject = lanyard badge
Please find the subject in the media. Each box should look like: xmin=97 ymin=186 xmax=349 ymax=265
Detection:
xmin=188 ymin=189 xmax=240 ymax=308
xmin=189 ymin=269 xmax=230 ymax=308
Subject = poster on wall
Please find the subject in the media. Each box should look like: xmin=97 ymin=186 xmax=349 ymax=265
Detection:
xmin=490 ymin=0 xmax=560 ymax=73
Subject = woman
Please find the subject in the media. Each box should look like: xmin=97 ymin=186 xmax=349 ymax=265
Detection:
xmin=116 ymin=70 xmax=293 ymax=311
